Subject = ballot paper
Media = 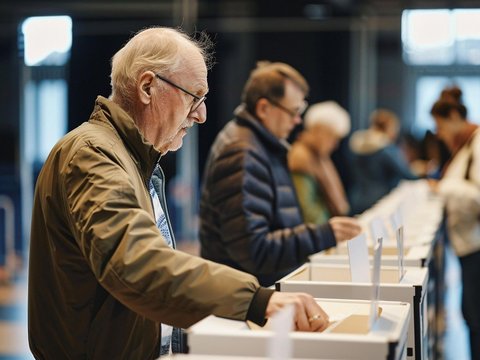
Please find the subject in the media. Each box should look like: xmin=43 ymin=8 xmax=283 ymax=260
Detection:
xmin=369 ymin=217 xmax=389 ymax=246
xmin=267 ymin=304 xmax=294 ymax=360
xmin=347 ymin=233 xmax=370 ymax=283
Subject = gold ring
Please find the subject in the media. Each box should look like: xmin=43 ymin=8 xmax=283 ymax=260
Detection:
xmin=308 ymin=314 xmax=321 ymax=322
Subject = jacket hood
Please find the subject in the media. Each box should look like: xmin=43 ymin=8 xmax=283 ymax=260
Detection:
xmin=349 ymin=129 xmax=390 ymax=155
xmin=91 ymin=96 xmax=161 ymax=179
xmin=233 ymin=103 xmax=290 ymax=154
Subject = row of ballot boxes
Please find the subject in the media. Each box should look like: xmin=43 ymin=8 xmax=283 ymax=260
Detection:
xmin=276 ymin=263 xmax=428 ymax=359
xmin=188 ymin=299 xmax=411 ymax=360
xmin=184 ymin=180 xmax=444 ymax=360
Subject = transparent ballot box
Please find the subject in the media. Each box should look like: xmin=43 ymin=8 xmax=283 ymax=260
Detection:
xmin=187 ymin=298 xmax=411 ymax=360
xmin=276 ymin=263 xmax=428 ymax=359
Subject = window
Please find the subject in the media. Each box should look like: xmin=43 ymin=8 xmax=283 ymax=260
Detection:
xmin=20 ymin=16 xmax=72 ymax=163
xmin=22 ymin=16 xmax=72 ymax=66
xmin=19 ymin=16 xmax=72 ymax=247
xmin=402 ymin=9 xmax=480 ymax=65
xmin=402 ymin=9 xmax=480 ymax=137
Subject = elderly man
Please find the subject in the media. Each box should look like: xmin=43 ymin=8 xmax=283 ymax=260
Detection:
xmin=199 ymin=62 xmax=361 ymax=287
xmin=28 ymin=28 xmax=329 ymax=360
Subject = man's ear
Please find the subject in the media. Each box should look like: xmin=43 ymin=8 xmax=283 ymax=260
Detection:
xmin=137 ymin=71 xmax=156 ymax=105
xmin=255 ymin=98 xmax=270 ymax=123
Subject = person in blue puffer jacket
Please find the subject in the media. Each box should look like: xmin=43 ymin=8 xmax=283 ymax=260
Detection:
xmin=199 ymin=61 xmax=361 ymax=287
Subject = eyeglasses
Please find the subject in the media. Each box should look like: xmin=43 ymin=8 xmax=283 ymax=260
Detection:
xmin=155 ymin=73 xmax=207 ymax=113
xmin=266 ymin=98 xmax=308 ymax=118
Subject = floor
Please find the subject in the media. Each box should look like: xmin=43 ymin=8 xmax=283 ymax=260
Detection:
xmin=0 ymin=244 xmax=471 ymax=360
xmin=0 ymin=269 xmax=33 ymax=360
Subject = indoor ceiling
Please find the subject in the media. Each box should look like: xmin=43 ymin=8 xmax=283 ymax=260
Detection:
xmin=0 ymin=0 xmax=479 ymax=20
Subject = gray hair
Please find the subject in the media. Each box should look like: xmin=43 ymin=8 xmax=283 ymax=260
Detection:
xmin=110 ymin=27 xmax=213 ymax=111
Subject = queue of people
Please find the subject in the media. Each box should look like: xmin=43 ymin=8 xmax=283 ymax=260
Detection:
xmin=26 ymin=25 xmax=476 ymax=360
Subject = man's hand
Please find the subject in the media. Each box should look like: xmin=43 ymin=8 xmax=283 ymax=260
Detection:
xmin=329 ymin=216 xmax=362 ymax=243
xmin=265 ymin=292 xmax=329 ymax=332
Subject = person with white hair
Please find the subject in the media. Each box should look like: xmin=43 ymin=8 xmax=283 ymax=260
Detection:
xmin=288 ymin=101 xmax=352 ymax=224
xmin=28 ymin=28 xmax=338 ymax=360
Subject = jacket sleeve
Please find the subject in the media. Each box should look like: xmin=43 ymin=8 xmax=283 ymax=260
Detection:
xmin=64 ymin=145 xmax=266 ymax=329
xmin=206 ymin=142 xmax=335 ymax=276
xmin=438 ymin=178 xmax=480 ymax=220
xmin=383 ymin=146 xmax=418 ymax=180
xmin=438 ymin=133 xmax=480 ymax=220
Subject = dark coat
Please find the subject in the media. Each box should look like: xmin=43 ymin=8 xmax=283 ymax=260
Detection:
xmin=199 ymin=106 xmax=336 ymax=286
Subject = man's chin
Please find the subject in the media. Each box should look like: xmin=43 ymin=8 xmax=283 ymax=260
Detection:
xmin=159 ymin=131 xmax=186 ymax=153
xmin=166 ymin=139 xmax=183 ymax=153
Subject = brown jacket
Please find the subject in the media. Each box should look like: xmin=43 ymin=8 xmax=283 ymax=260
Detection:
xmin=28 ymin=96 xmax=271 ymax=359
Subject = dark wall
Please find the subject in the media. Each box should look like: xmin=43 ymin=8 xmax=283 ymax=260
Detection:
xmin=68 ymin=27 xmax=122 ymax=128
xmin=376 ymin=30 xmax=409 ymax=125
xmin=0 ymin=20 xmax=21 ymax=171
xmin=0 ymin=19 xmax=23 ymax=256
xmin=68 ymin=19 xmax=166 ymax=128
xmin=254 ymin=31 xmax=351 ymax=106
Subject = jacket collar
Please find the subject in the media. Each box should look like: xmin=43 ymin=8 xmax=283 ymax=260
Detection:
xmin=233 ymin=104 xmax=290 ymax=154
xmin=90 ymin=96 xmax=161 ymax=180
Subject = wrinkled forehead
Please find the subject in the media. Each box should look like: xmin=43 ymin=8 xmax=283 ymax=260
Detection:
xmin=175 ymin=46 xmax=209 ymax=90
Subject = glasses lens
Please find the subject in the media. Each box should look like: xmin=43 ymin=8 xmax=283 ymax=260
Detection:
xmin=191 ymin=96 xmax=206 ymax=113
xmin=299 ymin=101 xmax=308 ymax=115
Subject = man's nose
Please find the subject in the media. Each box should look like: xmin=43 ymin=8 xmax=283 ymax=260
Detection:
xmin=190 ymin=102 xmax=207 ymax=124
xmin=293 ymin=113 xmax=302 ymax=125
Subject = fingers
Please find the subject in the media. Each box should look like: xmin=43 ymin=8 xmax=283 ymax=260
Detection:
xmin=329 ymin=216 xmax=362 ymax=242
xmin=294 ymin=298 xmax=310 ymax=331
xmin=304 ymin=296 xmax=329 ymax=332
xmin=266 ymin=292 xmax=329 ymax=332
xmin=308 ymin=314 xmax=329 ymax=332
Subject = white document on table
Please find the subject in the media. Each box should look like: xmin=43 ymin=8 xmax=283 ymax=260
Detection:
xmin=347 ymin=233 xmax=371 ymax=283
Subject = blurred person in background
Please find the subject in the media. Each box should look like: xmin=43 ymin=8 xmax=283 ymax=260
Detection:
xmin=288 ymin=101 xmax=351 ymax=224
xmin=348 ymin=108 xmax=417 ymax=215
xmin=199 ymin=61 xmax=361 ymax=287
xmin=429 ymin=86 xmax=480 ymax=360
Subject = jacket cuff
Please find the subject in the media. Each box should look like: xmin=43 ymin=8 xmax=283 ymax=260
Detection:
xmin=317 ymin=223 xmax=336 ymax=251
xmin=245 ymin=287 xmax=275 ymax=326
